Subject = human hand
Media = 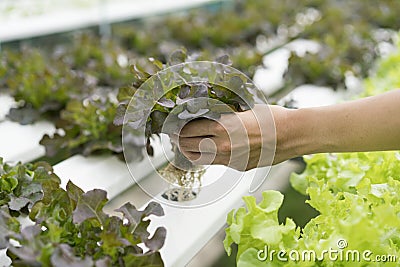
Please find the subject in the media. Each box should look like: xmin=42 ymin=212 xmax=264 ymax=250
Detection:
xmin=173 ymin=104 xmax=286 ymax=171
xmin=172 ymin=89 xmax=400 ymax=171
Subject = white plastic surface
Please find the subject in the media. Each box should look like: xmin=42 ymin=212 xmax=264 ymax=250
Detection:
xmin=253 ymin=48 xmax=290 ymax=96
xmin=0 ymin=93 xmax=55 ymax=163
xmin=278 ymin=84 xmax=344 ymax=108
xmin=0 ymin=249 xmax=11 ymax=267
xmin=0 ymin=93 xmax=15 ymax=121
xmin=0 ymin=120 xmax=55 ymax=163
xmin=253 ymin=39 xmax=321 ymax=96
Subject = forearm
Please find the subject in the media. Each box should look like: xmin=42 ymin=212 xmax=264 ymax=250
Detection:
xmin=277 ymin=89 xmax=400 ymax=162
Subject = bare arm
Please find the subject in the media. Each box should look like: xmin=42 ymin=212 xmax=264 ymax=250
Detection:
xmin=178 ymin=89 xmax=400 ymax=170
xmin=279 ymin=89 xmax=400 ymax=160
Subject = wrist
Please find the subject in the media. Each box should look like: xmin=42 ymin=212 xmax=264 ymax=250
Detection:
xmin=274 ymin=107 xmax=326 ymax=163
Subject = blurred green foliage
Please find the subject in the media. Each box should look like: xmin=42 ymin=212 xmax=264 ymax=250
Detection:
xmin=363 ymin=35 xmax=400 ymax=96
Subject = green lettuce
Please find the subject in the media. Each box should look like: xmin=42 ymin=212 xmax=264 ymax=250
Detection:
xmin=225 ymin=179 xmax=400 ymax=266
xmin=290 ymin=152 xmax=400 ymax=195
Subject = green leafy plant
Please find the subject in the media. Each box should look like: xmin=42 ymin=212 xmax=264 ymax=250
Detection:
xmin=284 ymin=0 xmax=400 ymax=90
xmin=3 ymin=47 xmax=87 ymax=124
xmin=38 ymin=50 xmax=166 ymax=161
xmin=225 ymin=176 xmax=400 ymax=266
xmin=0 ymin=158 xmax=55 ymax=217
xmin=3 ymin=33 xmax=133 ymax=125
xmin=112 ymin=0 xmax=400 ymax=92
xmin=0 ymin=157 xmax=166 ymax=266
xmin=291 ymin=152 xmax=400 ymax=195
xmin=224 ymin=152 xmax=400 ymax=266
xmin=59 ymin=33 xmax=134 ymax=88
xmin=1 ymin=33 xmax=144 ymax=160
xmin=363 ymin=36 xmax=400 ymax=97
xmin=111 ymin=2 xmax=272 ymax=77
xmin=39 ymin=90 xmax=129 ymax=159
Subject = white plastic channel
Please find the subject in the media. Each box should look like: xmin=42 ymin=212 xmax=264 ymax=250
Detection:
xmin=0 ymin=0 xmax=222 ymax=42
xmin=53 ymin=136 xmax=173 ymax=199
xmin=0 ymin=93 xmax=56 ymax=163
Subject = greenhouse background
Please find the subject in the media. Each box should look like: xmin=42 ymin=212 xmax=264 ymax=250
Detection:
xmin=0 ymin=0 xmax=399 ymax=266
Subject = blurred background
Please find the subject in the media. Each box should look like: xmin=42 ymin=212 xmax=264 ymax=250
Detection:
xmin=1 ymin=0 xmax=399 ymax=266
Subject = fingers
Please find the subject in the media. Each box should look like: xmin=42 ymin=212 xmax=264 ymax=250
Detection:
xmin=179 ymin=118 xmax=223 ymax=137
xmin=178 ymin=134 xmax=234 ymax=167
xmin=171 ymin=111 xmax=255 ymax=170
xmin=173 ymin=114 xmax=245 ymax=168
xmin=180 ymin=150 xmax=226 ymax=166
